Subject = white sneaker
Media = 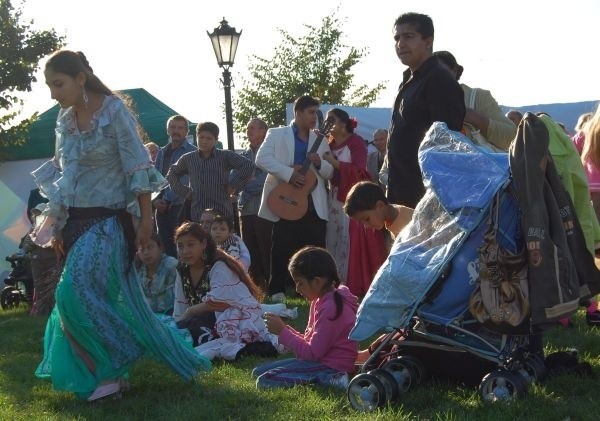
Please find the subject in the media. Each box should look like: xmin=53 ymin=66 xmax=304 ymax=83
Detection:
xmin=270 ymin=292 xmax=286 ymax=303
xmin=327 ymin=373 xmax=349 ymax=390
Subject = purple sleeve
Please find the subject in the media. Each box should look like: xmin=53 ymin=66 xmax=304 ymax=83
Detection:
xmin=278 ymin=299 xmax=337 ymax=361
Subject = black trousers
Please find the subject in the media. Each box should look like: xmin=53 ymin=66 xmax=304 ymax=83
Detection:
xmin=241 ymin=214 xmax=273 ymax=290
xmin=269 ymin=210 xmax=326 ymax=295
xmin=176 ymin=312 xmax=216 ymax=347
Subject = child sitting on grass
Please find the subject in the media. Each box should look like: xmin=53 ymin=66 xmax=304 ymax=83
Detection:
xmin=174 ymin=222 xmax=275 ymax=360
xmin=253 ymin=246 xmax=358 ymax=389
xmin=136 ymin=233 xmax=178 ymax=314
xmin=199 ymin=208 xmax=218 ymax=232
xmin=210 ymin=215 xmax=251 ymax=272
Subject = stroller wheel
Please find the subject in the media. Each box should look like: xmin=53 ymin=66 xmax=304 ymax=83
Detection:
xmin=347 ymin=373 xmax=386 ymax=411
xmin=1 ymin=286 xmax=22 ymax=310
xmin=479 ymin=369 xmax=528 ymax=402
xmin=368 ymin=368 xmax=399 ymax=402
xmin=521 ymin=354 xmax=546 ymax=383
xmin=396 ymin=355 xmax=426 ymax=385
xmin=381 ymin=357 xmax=415 ymax=393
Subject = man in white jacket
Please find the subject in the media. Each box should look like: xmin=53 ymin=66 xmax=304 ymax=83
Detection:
xmin=256 ymin=95 xmax=334 ymax=301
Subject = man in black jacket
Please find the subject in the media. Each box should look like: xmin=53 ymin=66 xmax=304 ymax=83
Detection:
xmin=387 ymin=12 xmax=465 ymax=207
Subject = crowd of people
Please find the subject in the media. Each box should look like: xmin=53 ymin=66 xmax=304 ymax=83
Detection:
xmin=17 ymin=10 xmax=600 ymax=403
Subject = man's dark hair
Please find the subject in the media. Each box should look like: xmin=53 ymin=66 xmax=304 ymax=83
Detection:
xmin=344 ymin=181 xmax=389 ymax=216
xmin=394 ymin=12 xmax=434 ymax=39
xmin=211 ymin=214 xmax=234 ymax=232
xmin=196 ymin=121 xmax=219 ymax=138
xmin=293 ymin=95 xmax=320 ymax=113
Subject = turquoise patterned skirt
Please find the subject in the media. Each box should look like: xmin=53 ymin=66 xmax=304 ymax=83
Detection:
xmin=35 ymin=217 xmax=211 ymax=398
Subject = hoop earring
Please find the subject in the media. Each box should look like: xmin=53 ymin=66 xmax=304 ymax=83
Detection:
xmin=82 ymin=87 xmax=89 ymax=109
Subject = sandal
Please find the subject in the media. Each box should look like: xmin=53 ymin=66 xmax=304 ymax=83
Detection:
xmin=87 ymin=381 xmax=121 ymax=402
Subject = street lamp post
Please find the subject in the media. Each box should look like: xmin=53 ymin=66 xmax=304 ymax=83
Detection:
xmin=207 ymin=18 xmax=242 ymax=152
xmin=208 ymin=18 xmax=242 ymax=233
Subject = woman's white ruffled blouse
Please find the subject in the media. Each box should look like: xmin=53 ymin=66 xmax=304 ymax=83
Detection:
xmin=31 ymin=95 xmax=166 ymax=245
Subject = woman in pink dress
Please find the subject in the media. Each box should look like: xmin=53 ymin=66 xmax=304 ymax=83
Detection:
xmin=322 ymin=108 xmax=387 ymax=296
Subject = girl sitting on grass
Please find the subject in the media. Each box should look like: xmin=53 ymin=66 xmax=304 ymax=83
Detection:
xmin=173 ymin=222 xmax=275 ymax=360
xmin=253 ymin=246 xmax=358 ymax=389
xmin=136 ymin=233 xmax=178 ymax=314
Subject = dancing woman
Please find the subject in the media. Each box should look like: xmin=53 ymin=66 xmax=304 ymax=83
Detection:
xmin=32 ymin=50 xmax=211 ymax=401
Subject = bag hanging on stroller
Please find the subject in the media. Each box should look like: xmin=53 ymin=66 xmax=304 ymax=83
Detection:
xmin=469 ymin=190 xmax=529 ymax=329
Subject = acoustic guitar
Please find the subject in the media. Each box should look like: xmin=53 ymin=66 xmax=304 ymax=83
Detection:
xmin=267 ymin=118 xmax=334 ymax=220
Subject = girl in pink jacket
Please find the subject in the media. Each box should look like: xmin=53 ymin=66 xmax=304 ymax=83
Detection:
xmin=253 ymin=246 xmax=358 ymax=389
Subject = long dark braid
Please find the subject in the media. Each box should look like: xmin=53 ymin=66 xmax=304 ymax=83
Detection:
xmin=288 ymin=246 xmax=344 ymax=320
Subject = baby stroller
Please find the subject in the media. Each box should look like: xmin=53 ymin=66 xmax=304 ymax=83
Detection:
xmin=1 ymin=254 xmax=33 ymax=310
xmin=346 ymin=123 xmax=547 ymax=411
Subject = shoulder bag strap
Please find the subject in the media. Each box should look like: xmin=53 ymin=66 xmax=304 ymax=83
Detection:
xmin=468 ymin=87 xmax=478 ymax=109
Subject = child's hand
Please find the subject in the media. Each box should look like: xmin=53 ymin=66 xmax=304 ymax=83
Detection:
xmin=264 ymin=312 xmax=286 ymax=335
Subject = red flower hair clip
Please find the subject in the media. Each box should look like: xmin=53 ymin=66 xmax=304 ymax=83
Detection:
xmin=349 ymin=117 xmax=358 ymax=129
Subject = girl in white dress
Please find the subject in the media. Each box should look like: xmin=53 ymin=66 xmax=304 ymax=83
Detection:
xmin=173 ymin=222 xmax=275 ymax=360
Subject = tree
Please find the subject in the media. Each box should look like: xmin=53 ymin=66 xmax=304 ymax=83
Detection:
xmin=233 ymin=14 xmax=386 ymax=134
xmin=0 ymin=0 xmax=64 ymax=150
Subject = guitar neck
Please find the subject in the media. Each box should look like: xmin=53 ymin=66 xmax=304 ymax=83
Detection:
xmin=298 ymin=131 xmax=326 ymax=175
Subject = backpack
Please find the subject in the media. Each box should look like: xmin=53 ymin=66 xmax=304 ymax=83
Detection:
xmin=469 ymin=191 xmax=530 ymax=330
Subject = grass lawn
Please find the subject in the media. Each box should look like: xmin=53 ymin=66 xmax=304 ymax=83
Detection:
xmin=1 ymin=297 xmax=599 ymax=420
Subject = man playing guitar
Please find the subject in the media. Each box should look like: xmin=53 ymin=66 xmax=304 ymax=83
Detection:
xmin=256 ymin=95 xmax=334 ymax=302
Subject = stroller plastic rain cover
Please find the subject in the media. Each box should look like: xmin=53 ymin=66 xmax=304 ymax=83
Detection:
xmin=349 ymin=122 xmax=511 ymax=341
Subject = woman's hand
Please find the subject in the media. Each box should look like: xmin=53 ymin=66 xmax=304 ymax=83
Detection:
xmin=137 ymin=192 xmax=153 ymax=250
xmin=322 ymin=151 xmax=334 ymax=164
xmin=264 ymin=312 xmax=286 ymax=335
xmin=181 ymin=302 xmax=204 ymax=320
xmin=206 ymin=300 xmax=230 ymax=312
xmin=308 ymin=152 xmax=322 ymax=169
xmin=181 ymin=301 xmax=228 ymax=320
xmin=322 ymin=151 xmax=338 ymax=169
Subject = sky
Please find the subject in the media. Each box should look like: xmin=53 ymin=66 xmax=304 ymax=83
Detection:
xmin=15 ymin=0 xmax=600 ymax=147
